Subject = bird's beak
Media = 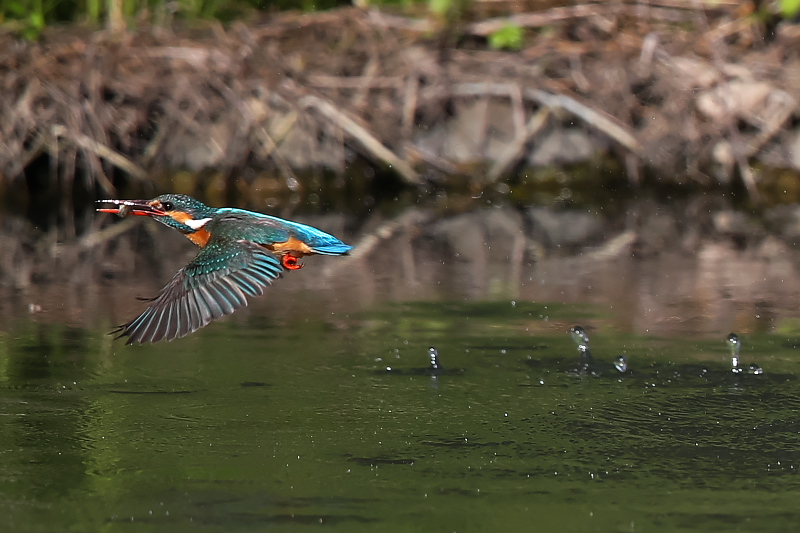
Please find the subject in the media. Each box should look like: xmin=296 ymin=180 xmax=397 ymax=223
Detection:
xmin=96 ymin=199 xmax=167 ymax=217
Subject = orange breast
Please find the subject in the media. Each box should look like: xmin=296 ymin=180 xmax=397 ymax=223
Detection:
xmin=186 ymin=228 xmax=211 ymax=247
xmin=170 ymin=211 xmax=192 ymax=224
xmin=169 ymin=211 xmax=212 ymax=247
xmin=265 ymin=236 xmax=314 ymax=256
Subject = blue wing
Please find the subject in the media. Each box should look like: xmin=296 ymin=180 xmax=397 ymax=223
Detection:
xmin=115 ymin=240 xmax=284 ymax=344
xmin=215 ymin=209 xmax=353 ymax=255
xmin=274 ymin=217 xmax=353 ymax=254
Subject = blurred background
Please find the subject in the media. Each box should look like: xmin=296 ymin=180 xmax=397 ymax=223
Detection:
xmin=3 ymin=1 xmax=800 ymax=531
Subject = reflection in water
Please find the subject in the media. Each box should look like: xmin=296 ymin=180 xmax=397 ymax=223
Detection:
xmin=4 ymin=199 xmax=800 ymax=530
xmin=0 ymin=324 xmax=100 ymax=521
xmin=5 ymin=203 xmax=800 ymax=340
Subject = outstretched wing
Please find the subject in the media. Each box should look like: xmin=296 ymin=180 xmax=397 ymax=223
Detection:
xmin=115 ymin=240 xmax=284 ymax=344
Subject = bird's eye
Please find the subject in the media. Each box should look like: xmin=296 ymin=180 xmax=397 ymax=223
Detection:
xmin=161 ymin=201 xmax=174 ymax=211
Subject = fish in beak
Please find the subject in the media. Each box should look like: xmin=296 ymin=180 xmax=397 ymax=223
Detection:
xmin=96 ymin=199 xmax=167 ymax=218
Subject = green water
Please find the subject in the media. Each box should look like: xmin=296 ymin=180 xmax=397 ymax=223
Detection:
xmin=1 ymin=301 xmax=800 ymax=532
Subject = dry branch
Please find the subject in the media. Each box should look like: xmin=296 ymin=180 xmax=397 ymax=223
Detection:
xmin=0 ymin=3 xmax=795 ymax=196
xmin=341 ymin=208 xmax=434 ymax=262
xmin=299 ymin=94 xmax=422 ymax=185
xmin=467 ymin=4 xmax=693 ymax=36
xmin=432 ymin=82 xmax=642 ymax=154
xmin=254 ymin=127 xmax=300 ymax=191
xmin=401 ymin=73 xmax=419 ymax=139
xmin=79 ymin=216 xmax=140 ymax=248
xmin=309 ymin=75 xmax=402 ymax=90
xmin=51 ymin=125 xmax=147 ymax=185
xmin=487 ymin=108 xmax=550 ymax=183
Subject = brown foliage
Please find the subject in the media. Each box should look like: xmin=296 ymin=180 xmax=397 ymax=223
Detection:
xmin=1 ymin=3 xmax=799 ymax=200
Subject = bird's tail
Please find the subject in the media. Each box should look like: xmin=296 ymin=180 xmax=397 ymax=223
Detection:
xmin=311 ymin=242 xmax=353 ymax=255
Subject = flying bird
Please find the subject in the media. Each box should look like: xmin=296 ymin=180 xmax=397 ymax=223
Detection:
xmin=97 ymin=194 xmax=352 ymax=344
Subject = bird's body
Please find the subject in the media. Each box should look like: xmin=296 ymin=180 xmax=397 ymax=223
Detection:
xmin=97 ymin=194 xmax=352 ymax=344
xmin=183 ymin=207 xmax=352 ymax=256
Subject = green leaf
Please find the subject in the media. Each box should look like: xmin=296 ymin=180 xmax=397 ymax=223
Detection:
xmin=780 ymin=0 xmax=800 ymax=17
xmin=21 ymin=24 xmax=42 ymax=40
xmin=488 ymin=23 xmax=523 ymax=51
xmin=29 ymin=11 xmax=45 ymax=29
xmin=428 ymin=0 xmax=452 ymax=17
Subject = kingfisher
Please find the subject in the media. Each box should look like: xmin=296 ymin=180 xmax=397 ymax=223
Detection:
xmin=97 ymin=194 xmax=352 ymax=344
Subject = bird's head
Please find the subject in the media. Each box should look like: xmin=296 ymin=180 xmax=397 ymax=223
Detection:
xmin=97 ymin=194 xmax=216 ymax=233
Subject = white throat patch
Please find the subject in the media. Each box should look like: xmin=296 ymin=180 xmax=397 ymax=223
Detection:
xmin=185 ymin=217 xmax=212 ymax=230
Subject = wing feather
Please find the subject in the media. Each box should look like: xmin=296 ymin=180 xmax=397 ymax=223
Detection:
xmin=114 ymin=240 xmax=284 ymax=344
xmin=187 ymin=289 xmax=205 ymax=333
xmin=166 ymin=301 xmax=180 ymax=342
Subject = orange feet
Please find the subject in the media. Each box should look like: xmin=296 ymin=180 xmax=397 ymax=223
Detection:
xmin=281 ymin=255 xmax=303 ymax=270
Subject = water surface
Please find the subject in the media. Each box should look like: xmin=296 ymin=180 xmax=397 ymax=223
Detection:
xmin=1 ymin=298 xmax=800 ymax=532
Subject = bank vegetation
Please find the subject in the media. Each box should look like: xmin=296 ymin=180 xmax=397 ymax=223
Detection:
xmin=2 ymin=0 xmax=800 ymax=208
